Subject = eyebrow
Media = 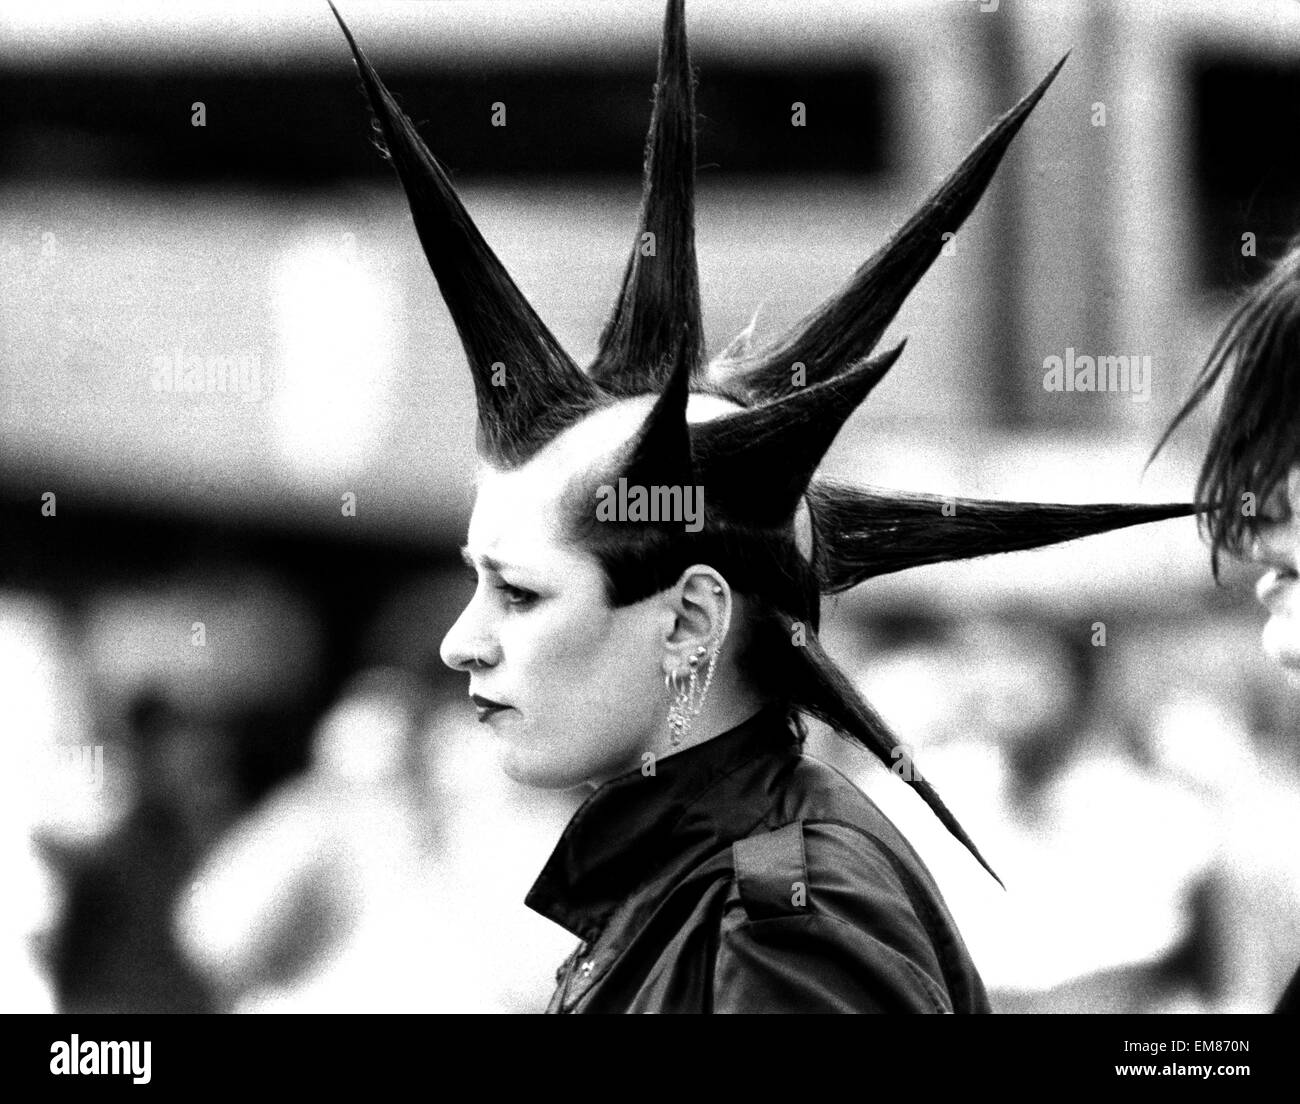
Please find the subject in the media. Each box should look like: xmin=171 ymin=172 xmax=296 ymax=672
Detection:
xmin=459 ymin=545 xmax=521 ymax=574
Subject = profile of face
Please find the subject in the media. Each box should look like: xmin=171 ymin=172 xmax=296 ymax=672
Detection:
xmin=1248 ymin=465 xmax=1300 ymax=679
xmin=439 ymin=396 xmax=744 ymax=791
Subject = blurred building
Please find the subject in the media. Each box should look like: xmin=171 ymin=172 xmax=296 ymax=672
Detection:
xmin=4 ymin=0 xmax=1300 ymax=1012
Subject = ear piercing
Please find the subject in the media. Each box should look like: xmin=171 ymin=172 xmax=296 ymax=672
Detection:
xmin=667 ymin=643 xmax=720 ymax=747
xmin=664 ymin=581 xmax=727 ymax=746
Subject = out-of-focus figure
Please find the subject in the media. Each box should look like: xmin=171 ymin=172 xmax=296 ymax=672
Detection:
xmin=40 ymin=568 xmax=320 ymax=1012
xmin=177 ymin=671 xmax=578 ymax=1012
xmin=0 ymin=592 xmax=97 ymax=1013
xmin=1141 ymin=679 xmax=1300 ymax=1010
xmin=823 ymin=615 xmax=1220 ymax=1012
xmin=48 ymin=691 xmax=235 ymax=1011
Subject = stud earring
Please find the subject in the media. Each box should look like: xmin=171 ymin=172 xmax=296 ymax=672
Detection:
xmin=665 ymin=582 xmax=728 ymax=746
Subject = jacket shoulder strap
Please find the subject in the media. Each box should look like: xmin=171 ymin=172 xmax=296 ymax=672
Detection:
xmin=731 ymin=820 xmax=808 ymax=921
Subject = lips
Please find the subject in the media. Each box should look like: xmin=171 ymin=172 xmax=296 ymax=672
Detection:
xmin=1254 ymin=570 xmax=1300 ymax=670
xmin=470 ymin=693 xmax=511 ymax=721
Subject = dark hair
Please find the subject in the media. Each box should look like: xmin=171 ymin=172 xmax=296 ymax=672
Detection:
xmin=556 ymin=443 xmax=1002 ymax=881
xmin=1152 ymin=238 xmax=1300 ymax=577
xmin=334 ymin=0 xmax=1194 ymax=885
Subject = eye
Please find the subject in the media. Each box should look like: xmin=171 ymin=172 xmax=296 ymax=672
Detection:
xmin=1257 ymin=488 xmax=1293 ymax=527
xmin=494 ymin=581 xmax=538 ymax=608
xmin=1258 ymin=508 xmax=1289 ymax=528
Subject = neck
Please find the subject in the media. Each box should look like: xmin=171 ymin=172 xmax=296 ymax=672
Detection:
xmin=582 ymin=683 xmax=778 ymax=792
xmin=665 ymin=683 xmax=775 ymax=759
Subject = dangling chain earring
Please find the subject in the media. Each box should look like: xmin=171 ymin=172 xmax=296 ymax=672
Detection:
xmin=665 ymin=583 xmax=726 ymax=747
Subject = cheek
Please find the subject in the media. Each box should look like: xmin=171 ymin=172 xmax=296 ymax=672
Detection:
xmin=1272 ymin=515 xmax=1300 ymax=555
xmin=588 ymin=615 xmax=658 ymax=682
xmin=504 ymin=602 xmax=662 ymax=776
xmin=505 ymin=599 xmax=658 ymax=709
xmin=502 ymin=601 xmax=602 ymax=678
xmin=493 ymin=611 xmax=665 ymax=790
xmin=567 ymin=617 xmax=663 ymax=729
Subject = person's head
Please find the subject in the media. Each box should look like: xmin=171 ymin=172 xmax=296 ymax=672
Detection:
xmin=441 ymin=393 xmax=802 ymax=789
xmin=312 ymin=667 xmax=435 ymax=785
xmin=1154 ymin=241 xmax=1300 ymax=676
xmin=336 ymin=0 xmax=1194 ymax=880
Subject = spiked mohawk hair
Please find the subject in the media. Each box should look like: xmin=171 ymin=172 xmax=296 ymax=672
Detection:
xmin=331 ymin=0 xmax=1196 ymax=880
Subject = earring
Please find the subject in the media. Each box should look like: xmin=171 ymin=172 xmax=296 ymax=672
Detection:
xmin=666 ymin=642 xmax=720 ymax=747
xmin=665 ymin=582 xmax=727 ymax=746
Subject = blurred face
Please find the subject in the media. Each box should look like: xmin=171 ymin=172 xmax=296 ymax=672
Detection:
xmin=1248 ymin=465 xmax=1300 ymax=679
xmin=439 ymin=400 xmax=678 ymax=790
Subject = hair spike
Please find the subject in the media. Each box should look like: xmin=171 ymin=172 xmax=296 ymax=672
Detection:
xmin=331 ymin=3 xmax=1198 ymax=880
xmin=751 ymin=609 xmax=1002 ymax=885
xmin=716 ymin=306 xmax=763 ymax=367
xmin=617 ymin=326 xmax=697 ymax=497
xmin=692 ymin=343 xmax=906 ymax=528
xmin=588 ymin=0 xmax=704 ymax=395
xmin=711 ymin=53 xmax=1069 ymax=403
xmin=329 ymin=0 xmax=603 ymax=465
xmin=806 ymin=480 xmax=1198 ymax=591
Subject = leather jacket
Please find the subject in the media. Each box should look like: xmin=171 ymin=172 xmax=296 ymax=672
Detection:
xmin=525 ymin=701 xmax=990 ymax=1013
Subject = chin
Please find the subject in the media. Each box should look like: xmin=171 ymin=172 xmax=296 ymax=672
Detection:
xmin=498 ymin=743 xmax=586 ymax=791
xmin=499 ymin=734 xmax=644 ymax=792
xmin=1261 ymin=616 xmax=1300 ymax=680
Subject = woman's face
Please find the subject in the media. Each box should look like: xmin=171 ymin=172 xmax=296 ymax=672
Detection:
xmin=439 ymin=410 xmax=674 ymax=790
xmin=1249 ymin=464 xmax=1300 ymax=678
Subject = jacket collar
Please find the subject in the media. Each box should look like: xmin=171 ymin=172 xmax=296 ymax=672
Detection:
xmin=524 ymin=701 xmax=800 ymax=941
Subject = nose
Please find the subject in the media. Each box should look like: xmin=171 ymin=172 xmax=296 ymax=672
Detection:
xmin=1251 ymin=467 xmax=1300 ymax=571
xmin=439 ymin=594 xmax=500 ymax=673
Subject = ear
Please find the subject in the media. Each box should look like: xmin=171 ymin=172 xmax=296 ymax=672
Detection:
xmin=660 ymin=567 xmax=729 ymax=673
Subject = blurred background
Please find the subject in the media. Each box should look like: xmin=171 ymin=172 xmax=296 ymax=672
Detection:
xmin=4 ymin=0 xmax=1300 ymax=1013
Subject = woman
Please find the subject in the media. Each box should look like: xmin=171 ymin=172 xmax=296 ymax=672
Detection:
xmin=331 ymin=0 xmax=1194 ymax=1012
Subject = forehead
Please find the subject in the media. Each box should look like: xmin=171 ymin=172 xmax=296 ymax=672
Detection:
xmin=465 ymin=391 xmax=746 ymax=563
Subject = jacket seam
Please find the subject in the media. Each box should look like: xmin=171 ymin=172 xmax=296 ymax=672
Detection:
xmin=798 ymin=816 xmax=974 ymax=1007
xmin=799 ymin=818 xmax=948 ymax=933
xmin=721 ymin=910 xmax=951 ymax=1013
